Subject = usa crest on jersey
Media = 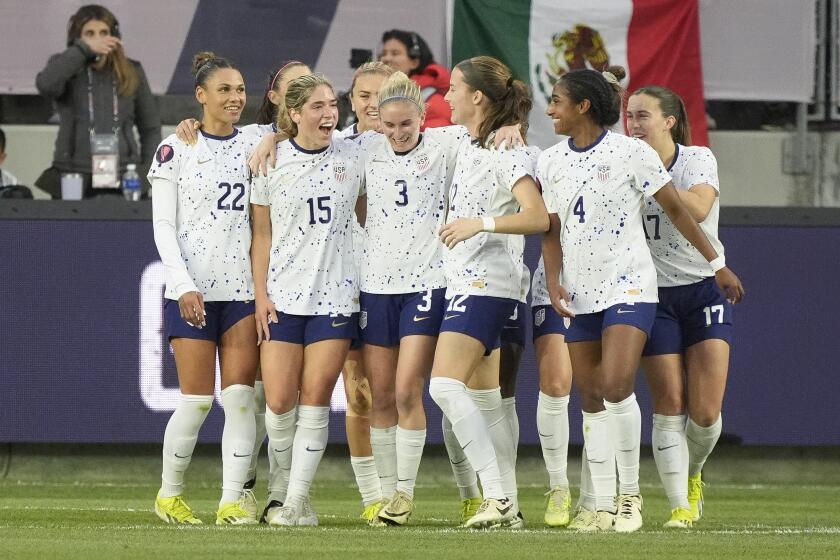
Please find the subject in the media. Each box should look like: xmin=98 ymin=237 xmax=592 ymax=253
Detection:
xmin=597 ymin=164 xmax=611 ymax=182
xmin=534 ymin=307 xmax=546 ymax=327
xmin=334 ymin=161 xmax=347 ymax=182
xmin=359 ymin=310 xmax=368 ymax=330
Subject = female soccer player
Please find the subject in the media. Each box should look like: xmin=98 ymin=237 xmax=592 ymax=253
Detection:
xmin=250 ymin=73 xmax=366 ymax=527
xmin=149 ymin=52 xmax=259 ymax=526
xmin=540 ymin=67 xmax=743 ymax=533
xmin=627 ymin=86 xmax=736 ymax=528
xmin=429 ymin=55 xmax=549 ymax=529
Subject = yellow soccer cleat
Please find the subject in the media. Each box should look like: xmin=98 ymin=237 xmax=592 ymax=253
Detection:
xmin=567 ymin=507 xmax=595 ymax=531
xmin=544 ymin=486 xmax=572 ymax=527
xmin=154 ymin=492 xmax=203 ymax=525
xmin=378 ymin=491 xmax=415 ymax=526
xmin=688 ymin=473 xmax=705 ymax=521
xmin=663 ymin=507 xmax=693 ymax=529
xmin=459 ymin=497 xmax=483 ymax=526
xmin=216 ymin=496 xmax=258 ymax=525
xmin=361 ymin=501 xmax=384 ymax=526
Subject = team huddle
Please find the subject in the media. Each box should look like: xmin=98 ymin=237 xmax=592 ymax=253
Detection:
xmin=148 ymin=49 xmax=744 ymax=533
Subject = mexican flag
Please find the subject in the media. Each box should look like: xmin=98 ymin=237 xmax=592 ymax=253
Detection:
xmin=451 ymin=0 xmax=708 ymax=148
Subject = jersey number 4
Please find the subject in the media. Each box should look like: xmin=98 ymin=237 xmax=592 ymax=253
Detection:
xmin=307 ymin=196 xmax=332 ymax=224
xmin=573 ymin=196 xmax=585 ymax=223
xmin=217 ymin=182 xmax=246 ymax=211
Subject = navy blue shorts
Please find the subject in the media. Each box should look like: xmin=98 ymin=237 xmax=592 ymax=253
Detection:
xmin=643 ymin=277 xmax=733 ymax=356
xmin=439 ymin=294 xmax=518 ymax=355
xmin=359 ymin=288 xmax=446 ymax=347
xmin=532 ymin=304 xmax=571 ymax=341
xmin=565 ymin=302 xmax=657 ymax=343
xmin=500 ymin=301 xmax=529 ymax=346
xmin=267 ymin=312 xmax=358 ymax=346
xmin=164 ymin=299 xmax=255 ymax=343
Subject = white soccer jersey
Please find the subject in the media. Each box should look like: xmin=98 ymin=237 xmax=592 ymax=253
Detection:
xmin=531 ymin=257 xmax=551 ymax=307
xmin=644 ymin=144 xmax=724 ymax=287
xmin=334 ymin=123 xmax=360 ymax=139
xmin=251 ymin=137 xmax=364 ymax=315
xmin=444 ymin=138 xmax=538 ymax=302
xmin=240 ymin=122 xmax=276 ymax=138
xmin=148 ymin=129 xmax=258 ymax=301
xmin=539 ymin=131 xmax=670 ymax=314
xmin=360 ymin=126 xmax=469 ymax=293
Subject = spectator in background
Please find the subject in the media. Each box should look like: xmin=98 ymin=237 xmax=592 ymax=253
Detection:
xmin=380 ymin=29 xmax=452 ymax=129
xmin=35 ymin=4 xmax=160 ymax=199
xmin=0 ymin=127 xmax=20 ymax=188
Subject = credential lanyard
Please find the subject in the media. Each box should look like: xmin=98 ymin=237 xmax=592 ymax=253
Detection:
xmin=87 ymin=67 xmax=120 ymax=139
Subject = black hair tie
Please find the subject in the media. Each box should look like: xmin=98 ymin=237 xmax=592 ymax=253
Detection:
xmin=506 ymin=76 xmax=514 ymax=88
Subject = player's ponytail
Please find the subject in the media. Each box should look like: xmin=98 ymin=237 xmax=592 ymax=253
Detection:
xmin=632 ymin=85 xmax=692 ymax=146
xmin=279 ymin=73 xmax=335 ymax=138
xmin=377 ymin=71 xmax=424 ymax=114
xmin=558 ymin=65 xmax=626 ymax=128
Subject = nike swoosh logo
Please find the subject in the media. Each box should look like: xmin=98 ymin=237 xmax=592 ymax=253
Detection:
xmin=273 ymin=445 xmax=292 ymax=453
xmin=233 ymin=452 xmax=252 ymax=458
xmin=450 ymin=457 xmax=468 ymax=465
xmin=657 ymin=444 xmax=679 ymax=451
xmin=332 ymin=321 xmax=349 ymax=327
xmin=372 ymin=158 xmax=390 ymax=164
xmin=461 ymin=440 xmax=472 ymax=451
xmin=197 ymin=158 xmax=212 ymax=164
xmin=413 ymin=315 xmax=430 ymax=322
xmin=444 ymin=314 xmax=461 ymax=320
xmin=496 ymin=504 xmax=512 ymax=515
xmin=538 ymin=432 xmax=554 ymax=438
xmin=173 ymin=453 xmax=191 ymax=459
xmin=587 ymin=459 xmax=607 ymax=464
xmin=305 ymin=446 xmax=324 ymax=452
xmin=616 ymin=309 xmax=635 ymax=314
xmin=397 ymin=478 xmax=412 ymax=482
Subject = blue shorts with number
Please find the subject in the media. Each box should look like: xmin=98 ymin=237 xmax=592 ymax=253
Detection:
xmin=532 ymin=304 xmax=571 ymax=342
xmin=267 ymin=312 xmax=358 ymax=346
xmin=164 ymin=299 xmax=255 ymax=343
xmin=359 ymin=288 xmax=446 ymax=347
xmin=439 ymin=294 xmax=519 ymax=355
xmin=643 ymin=277 xmax=733 ymax=356
xmin=565 ymin=302 xmax=657 ymax=343
xmin=500 ymin=301 xmax=529 ymax=346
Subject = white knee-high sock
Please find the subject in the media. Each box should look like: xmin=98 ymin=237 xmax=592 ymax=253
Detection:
xmin=468 ymin=387 xmax=518 ymax=509
xmin=395 ymin=427 xmax=426 ymax=498
xmin=265 ymin=406 xmax=296 ymax=503
xmin=351 ymin=456 xmax=382 ymax=506
xmin=686 ymin=415 xmax=722 ymax=476
xmin=370 ymin=425 xmax=397 ymax=498
xmin=537 ymin=392 xmax=570 ymax=489
xmin=160 ymin=394 xmax=213 ymax=498
xmin=652 ymin=414 xmax=689 ymax=510
xmin=577 ymin=446 xmax=596 ymax=511
xmin=286 ymin=405 xmax=329 ymax=506
xmin=430 ymin=378 xmax=505 ymax=500
xmin=220 ymin=385 xmax=256 ymax=505
xmin=502 ymin=396 xmax=519 ymax=461
xmin=604 ymin=393 xmax=641 ymax=496
xmin=442 ymin=415 xmax=480 ymax=500
xmin=582 ymin=410 xmax=616 ymax=512
xmin=248 ymin=381 xmax=267 ymax=483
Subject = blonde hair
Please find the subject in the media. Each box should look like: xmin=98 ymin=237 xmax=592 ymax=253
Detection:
xmin=350 ymin=61 xmax=394 ymax=95
xmin=278 ymin=73 xmax=335 ymax=137
xmin=377 ymin=71 xmax=424 ymax=113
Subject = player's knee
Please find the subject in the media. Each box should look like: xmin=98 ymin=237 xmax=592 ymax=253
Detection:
xmin=265 ymin=393 xmax=296 ymax=415
xmin=653 ymin=391 xmax=684 ymax=416
xmin=395 ymin=384 xmax=422 ymax=415
xmin=429 ymin=377 xmax=466 ymax=414
xmin=690 ymin=409 xmax=721 ymax=428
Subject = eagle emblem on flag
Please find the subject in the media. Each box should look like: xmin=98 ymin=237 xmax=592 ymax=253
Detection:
xmin=534 ymin=24 xmax=611 ymax=103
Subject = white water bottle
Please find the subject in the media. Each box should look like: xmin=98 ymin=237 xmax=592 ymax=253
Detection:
xmin=122 ymin=164 xmax=142 ymax=201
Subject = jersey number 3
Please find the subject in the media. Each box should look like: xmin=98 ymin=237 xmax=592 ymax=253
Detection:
xmin=395 ymin=179 xmax=408 ymax=207
xmin=217 ymin=182 xmax=246 ymax=211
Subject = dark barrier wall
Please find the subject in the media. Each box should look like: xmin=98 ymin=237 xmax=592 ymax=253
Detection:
xmin=1 ymin=203 xmax=838 ymax=445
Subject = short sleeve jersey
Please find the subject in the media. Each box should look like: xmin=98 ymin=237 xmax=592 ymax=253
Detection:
xmin=530 ymin=257 xmax=552 ymax=307
xmin=360 ymin=126 xmax=469 ymax=293
xmin=539 ymin=131 xmax=670 ymax=314
xmin=644 ymin=144 xmax=724 ymax=287
xmin=445 ymin=138 xmax=538 ymax=302
xmin=240 ymin=123 xmax=276 ymax=139
xmin=148 ymin=129 xmax=258 ymax=301
xmin=250 ymin=137 xmax=364 ymax=315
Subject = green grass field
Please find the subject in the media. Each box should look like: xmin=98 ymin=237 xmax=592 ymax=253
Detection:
xmin=1 ymin=445 xmax=839 ymax=559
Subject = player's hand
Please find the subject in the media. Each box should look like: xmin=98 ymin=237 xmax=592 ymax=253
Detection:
xmin=248 ymin=133 xmax=279 ymax=177
xmin=178 ymin=291 xmax=206 ymax=328
xmin=175 ymin=119 xmax=201 ymax=145
xmin=715 ymin=267 xmax=744 ymax=304
xmin=255 ymin=296 xmax=278 ymax=344
xmin=547 ymin=282 xmax=575 ymax=318
xmin=493 ymin=124 xmax=524 ymax=149
xmin=439 ymin=218 xmax=483 ymax=249
xmin=82 ymin=34 xmax=122 ymax=57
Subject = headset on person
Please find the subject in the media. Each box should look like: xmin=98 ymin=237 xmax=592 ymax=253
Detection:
xmin=408 ymin=32 xmax=421 ymax=59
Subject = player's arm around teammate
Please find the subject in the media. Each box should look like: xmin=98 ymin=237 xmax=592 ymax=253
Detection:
xmin=627 ymin=86 xmax=744 ymax=527
xmin=149 ymin=52 xmax=259 ymax=526
xmin=250 ymin=74 xmax=364 ymax=527
xmin=430 ymin=56 xmax=548 ymax=529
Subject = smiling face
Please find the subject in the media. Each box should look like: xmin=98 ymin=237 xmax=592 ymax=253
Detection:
xmin=546 ymin=83 xmax=590 ymax=136
xmin=379 ymin=100 xmax=423 ymax=152
xmin=444 ymin=67 xmax=480 ymax=127
xmin=626 ymin=92 xmax=674 ymax=146
xmin=290 ymin=84 xmax=338 ymax=145
xmin=380 ymin=38 xmax=419 ymax=75
xmin=196 ymin=68 xmax=245 ymax=126
xmin=351 ymin=73 xmax=388 ymax=132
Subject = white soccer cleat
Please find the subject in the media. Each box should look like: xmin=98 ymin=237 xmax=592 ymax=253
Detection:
xmin=464 ymin=497 xmax=515 ymax=529
xmin=298 ymin=496 xmax=319 ymax=526
xmin=614 ymin=494 xmax=643 ymax=533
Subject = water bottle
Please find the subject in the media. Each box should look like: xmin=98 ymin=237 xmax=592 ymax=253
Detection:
xmin=122 ymin=164 xmax=142 ymax=201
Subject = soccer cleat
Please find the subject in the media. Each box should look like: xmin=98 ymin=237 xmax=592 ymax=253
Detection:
xmin=663 ymin=507 xmax=693 ymax=529
xmin=614 ymin=494 xmax=643 ymax=533
xmin=459 ymin=497 xmax=483 ymax=525
xmin=360 ymin=501 xmax=383 ymax=522
xmin=243 ymin=477 xmax=256 ymax=491
xmin=260 ymin=499 xmax=283 ymax=524
xmin=241 ymin=489 xmax=258 ymax=522
xmin=378 ymin=491 xmax=415 ymax=526
xmin=502 ymin=510 xmax=525 ymax=529
xmin=544 ymin=486 xmax=572 ymax=527
xmin=267 ymin=504 xmax=299 ymax=527
xmin=567 ymin=507 xmax=595 ymax=531
xmin=298 ymin=496 xmax=319 ymax=527
xmin=688 ymin=473 xmax=705 ymax=521
xmin=464 ymin=497 xmax=515 ymax=529
xmin=574 ymin=509 xmax=614 ymax=532
xmin=216 ymin=496 xmax=258 ymax=525
xmin=154 ymin=492 xmax=202 ymax=525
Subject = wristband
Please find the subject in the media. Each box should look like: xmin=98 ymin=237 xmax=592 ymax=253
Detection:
xmin=482 ymin=217 xmax=496 ymax=233
xmin=709 ymin=256 xmax=726 ymax=272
